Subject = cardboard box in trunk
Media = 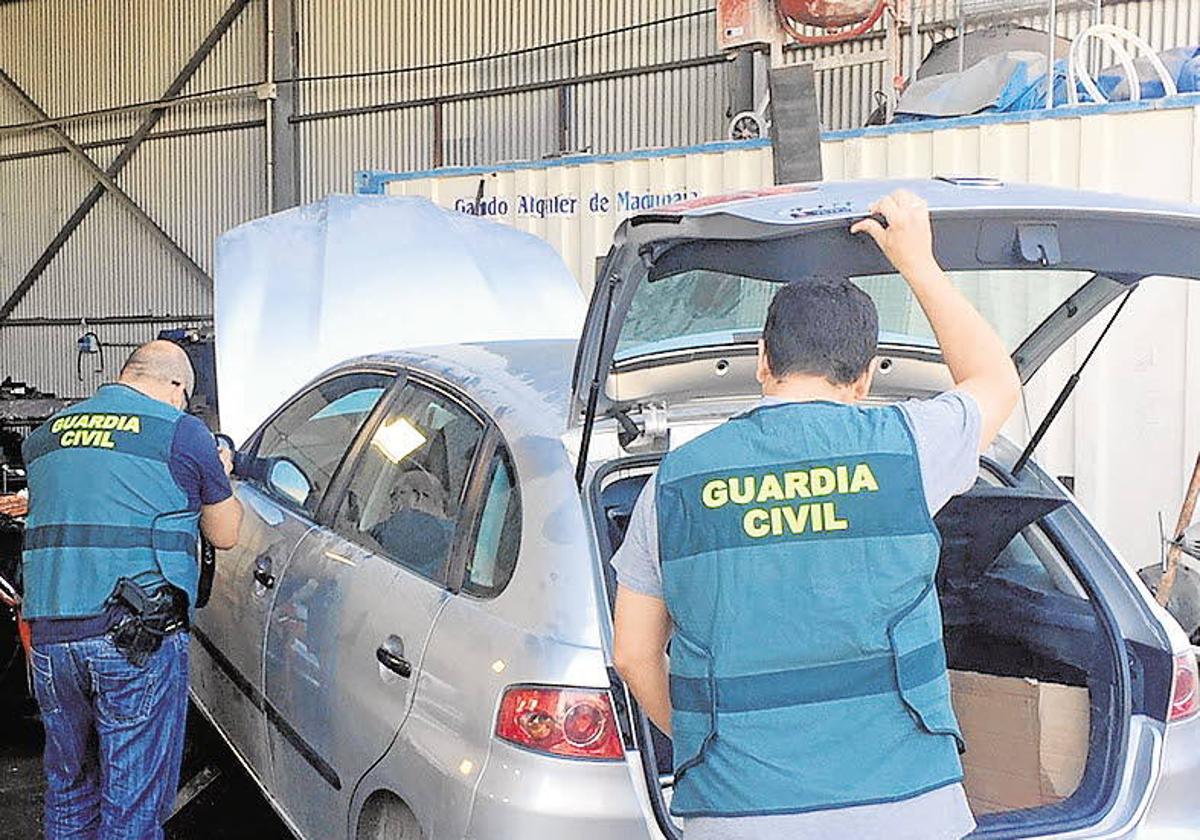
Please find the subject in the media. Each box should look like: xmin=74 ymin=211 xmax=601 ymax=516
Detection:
xmin=949 ymin=670 xmax=1090 ymax=816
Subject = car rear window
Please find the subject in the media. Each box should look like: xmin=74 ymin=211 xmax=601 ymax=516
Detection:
xmin=616 ymin=268 xmax=1093 ymax=361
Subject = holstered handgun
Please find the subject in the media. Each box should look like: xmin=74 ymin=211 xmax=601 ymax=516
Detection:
xmin=106 ymin=578 xmax=188 ymax=667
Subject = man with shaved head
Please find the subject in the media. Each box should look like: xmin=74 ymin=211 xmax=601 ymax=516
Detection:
xmin=21 ymin=339 xmax=243 ymax=840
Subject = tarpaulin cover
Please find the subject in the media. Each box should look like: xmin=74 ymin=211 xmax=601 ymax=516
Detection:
xmin=214 ymin=195 xmax=585 ymax=443
xmin=895 ymin=52 xmax=1056 ymax=120
xmin=1090 ymin=46 xmax=1200 ymax=101
xmin=895 ymin=46 xmax=1200 ymax=121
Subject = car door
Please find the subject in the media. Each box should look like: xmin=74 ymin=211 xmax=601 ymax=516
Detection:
xmin=190 ymin=370 xmax=396 ymax=784
xmin=263 ymin=375 xmax=487 ymax=840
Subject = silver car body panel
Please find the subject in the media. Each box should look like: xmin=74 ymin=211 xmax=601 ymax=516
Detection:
xmin=193 ymin=337 xmax=1198 ymax=839
xmin=263 ymin=525 xmax=452 ymax=838
xmin=194 ymin=181 xmax=1200 ymax=840
xmin=191 ymin=483 xmax=316 ymax=781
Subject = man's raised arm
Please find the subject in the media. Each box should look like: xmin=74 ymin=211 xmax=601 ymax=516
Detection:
xmin=851 ymin=190 xmax=1021 ymax=452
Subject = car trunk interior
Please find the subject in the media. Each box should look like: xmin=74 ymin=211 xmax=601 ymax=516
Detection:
xmin=594 ymin=458 xmax=1122 ymax=837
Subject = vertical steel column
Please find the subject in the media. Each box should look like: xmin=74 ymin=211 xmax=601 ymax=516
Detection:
xmin=885 ymin=4 xmax=901 ymax=119
xmin=908 ymin=0 xmax=922 ymax=87
xmin=958 ymin=3 xmax=966 ymax=73
xmin=263 ymin=0 xmax=276 ymax=205
xmin=269 ymin=0 xmax=300 ymax=210
xmin=432 ymin=101 xmax=445 ymax=167
xmin=556 ymin=85 xmax=571 ymax=153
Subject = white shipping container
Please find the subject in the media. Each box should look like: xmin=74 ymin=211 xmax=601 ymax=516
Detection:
xmin=360 ymin=139 xmax=776 ymax=291
xmin=821 ymin=96 xmax=1200 ymax=581
xmin=360 ymin=96 xmax=1200 ymax=577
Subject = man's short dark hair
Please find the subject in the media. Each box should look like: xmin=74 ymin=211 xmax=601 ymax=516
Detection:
xmin=762 ymin=277 xmax=878 ymax=385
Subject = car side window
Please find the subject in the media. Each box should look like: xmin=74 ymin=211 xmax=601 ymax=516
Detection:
xmin=332 ymin=382 xmax=484 ymax=582
xmin=250 ymin=372 xmax=393 ymax=515
xmin=463 ymin=448 xmax=521 ymax=598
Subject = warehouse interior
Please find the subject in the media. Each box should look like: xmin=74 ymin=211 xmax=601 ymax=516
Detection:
xmin=3 ymin=1 xmax=1200 ymax=837
xmin=2 ymin=0 xmax=1196 ymax=397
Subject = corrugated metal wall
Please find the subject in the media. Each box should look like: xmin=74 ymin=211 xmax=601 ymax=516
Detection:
xmin=0 ymin=0 xmax=735 ymax=398
xmin=0 ymin=0 xmax=266 ymax=397
xmin=2 ymin=0 xmax=1198 ymax=400
xmin=294 ymin=0 xmax=728 ymax=201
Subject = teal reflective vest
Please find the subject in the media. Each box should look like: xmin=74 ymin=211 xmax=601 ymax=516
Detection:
xmin=21 ymin=384 xmax=201 ymax=619
xmin=656 ymin=401 xmax=964 ymax=818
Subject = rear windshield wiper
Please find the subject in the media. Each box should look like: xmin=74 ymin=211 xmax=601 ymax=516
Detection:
xmin=1013 ymin=287 xmax=1136 ymax=475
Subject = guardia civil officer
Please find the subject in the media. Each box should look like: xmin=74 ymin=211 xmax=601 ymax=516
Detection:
xmin=21 ymin=340 xmax=243 ymax=840
xmin=612 ymin=190 xmax=1021 ymax=840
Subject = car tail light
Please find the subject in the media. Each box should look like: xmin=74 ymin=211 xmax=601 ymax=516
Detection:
xmin=496 ymin=686 xmax=624 ymax=760
xmin=1168 ymin=652 xmax=1199 ymax=722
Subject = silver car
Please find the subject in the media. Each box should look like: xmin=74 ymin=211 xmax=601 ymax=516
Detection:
xmin=191 ymin=178 xmax=1200 ymax=839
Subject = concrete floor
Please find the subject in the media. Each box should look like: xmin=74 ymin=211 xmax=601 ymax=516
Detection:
xmin=0 ymin=711 xmax=44 ymax=838
xmin=0 ymin=698 xmax=293 ymax=839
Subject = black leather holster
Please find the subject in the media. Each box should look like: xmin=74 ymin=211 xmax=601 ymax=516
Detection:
xmin=106 ymin=578 xmax=188 ymax=667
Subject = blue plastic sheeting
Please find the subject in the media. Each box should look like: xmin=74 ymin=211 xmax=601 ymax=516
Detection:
xmin=214 ymin=195 xmax=585 ymax=443
xmin=1090 ymin=46 xmax=1200 ymax=101
xmin=895 ymin=46 xmax=1200 ymax=122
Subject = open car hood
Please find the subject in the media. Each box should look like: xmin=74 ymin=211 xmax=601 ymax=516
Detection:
xmin=215 ymin=195 xmax=584 ymax=444
xmin=570 ymin=177 xmax=1200 ymax=423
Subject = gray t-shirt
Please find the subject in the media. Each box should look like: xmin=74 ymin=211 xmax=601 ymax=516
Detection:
xmin=611 ymin=391 xmax=982 ymax=840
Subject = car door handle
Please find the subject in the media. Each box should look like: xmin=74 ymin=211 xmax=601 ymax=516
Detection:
xmin=376 ymin=635 xmax=412 ymax=679
xmin=253 ymin=555 xmax=275 ymax=589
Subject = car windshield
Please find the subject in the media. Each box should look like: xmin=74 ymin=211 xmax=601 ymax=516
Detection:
xmin=615 ymin=268 xmax=1094 ymax=361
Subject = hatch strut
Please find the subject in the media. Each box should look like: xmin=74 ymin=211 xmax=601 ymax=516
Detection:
xmin=575 ymin=273 xmax=621 ymax=487
xmin=1012 ymin=287 xmax=1136 ymax=475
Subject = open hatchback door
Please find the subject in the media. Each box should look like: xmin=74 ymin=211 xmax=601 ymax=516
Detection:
xmin=582 ymin=178 xmax=1200 ymax=838
xmin=571 ymin=177 xmax=1200 ymax=471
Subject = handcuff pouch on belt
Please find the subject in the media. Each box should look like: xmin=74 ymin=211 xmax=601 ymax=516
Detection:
xmin=106 ymin=578 xmax=188 ymax=667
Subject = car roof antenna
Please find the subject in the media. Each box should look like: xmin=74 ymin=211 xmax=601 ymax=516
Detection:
xmin=575 ymin=273 xmax=622 ymax=488
xmin=1012 ymin=286 xmax=1136 ymax=476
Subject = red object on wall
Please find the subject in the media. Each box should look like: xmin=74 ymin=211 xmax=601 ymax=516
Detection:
xmin=776 ymin=0 xmax=888 ymax=45
xmin=777 ymin=0 xmax=880 ymax=27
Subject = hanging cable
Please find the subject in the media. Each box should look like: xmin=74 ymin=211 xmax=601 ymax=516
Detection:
xmin=0 ymin=8 xmax=715 ymax=136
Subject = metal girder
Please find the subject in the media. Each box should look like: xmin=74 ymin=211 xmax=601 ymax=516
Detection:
xmin=0 ymin=0 xmax=253 ymax=323
xmin=0 ymin=69 xmax=210 ymax=289
xmin=0 ymin=118 xmax=265 ymax=165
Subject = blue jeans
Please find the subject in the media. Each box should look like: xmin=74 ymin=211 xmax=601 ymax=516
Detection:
xmin=31 ymin=631 xmax=189 ymax=840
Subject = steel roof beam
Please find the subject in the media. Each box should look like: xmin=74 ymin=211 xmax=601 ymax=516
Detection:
xmin=0 ymin=0 xmax=253 ymax=323
xmin=0 ymin=69 xmax=210 ymax=292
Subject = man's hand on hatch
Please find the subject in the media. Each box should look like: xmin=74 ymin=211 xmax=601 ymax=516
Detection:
xmin=850 ymin=188 xmax=1021 ymax=453
xmin=849 ymin=189 xmax=937 ymax=280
